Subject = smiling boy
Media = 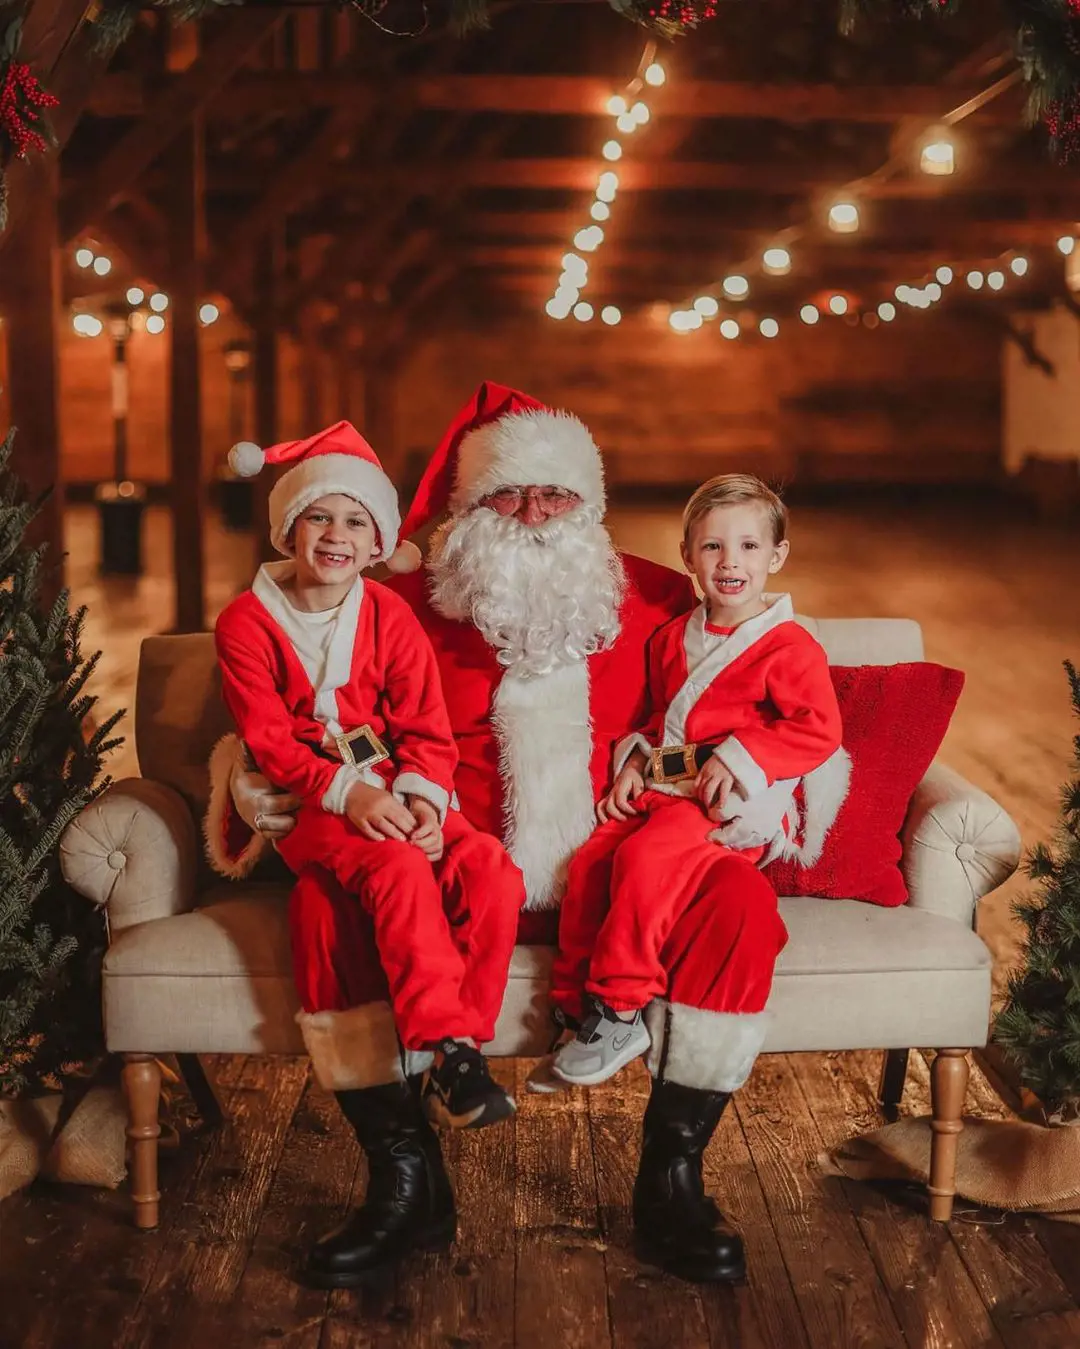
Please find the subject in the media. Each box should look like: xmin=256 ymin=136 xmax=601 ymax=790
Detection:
xmin=546 ymin=474 xmax=844 ymax=1112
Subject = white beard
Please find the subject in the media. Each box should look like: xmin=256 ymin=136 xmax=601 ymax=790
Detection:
xmin=426 ymin=506 xmax=626 ymax=679
xmin=427 ymin=505 xmax=626 ymax=908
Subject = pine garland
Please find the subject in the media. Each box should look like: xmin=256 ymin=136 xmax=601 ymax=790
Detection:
xmin=0 ymin=430 xmax=124 ymax=1097
xmin=994 ymin=662 xmax=1080 ymax=1118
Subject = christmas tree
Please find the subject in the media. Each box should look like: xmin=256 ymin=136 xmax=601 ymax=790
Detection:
xmin=994 ymin=661 xmax=1080 ymax=1121
xmin=0 ymin=429 xmax=123 ymax=1097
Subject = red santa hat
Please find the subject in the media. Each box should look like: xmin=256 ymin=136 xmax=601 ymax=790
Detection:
xmin=389 ymin=380 xmax=606 ymax=573
xmin=228 ymin=421 xmax=402 ymax=564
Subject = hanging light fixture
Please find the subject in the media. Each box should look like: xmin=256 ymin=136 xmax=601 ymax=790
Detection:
xmin=828 ymin=201 xmax=860 ymax=234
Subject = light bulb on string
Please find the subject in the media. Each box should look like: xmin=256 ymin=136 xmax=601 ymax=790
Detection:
xmin=631 ymin=101 xmax=650 ymax=126
xmin=573 ymin=301 xmax=594 ymax=323
xmin=126 ymin=286 xmax=145 ymax=306
xmin=987 ymin=270 xmax=1006 ymax=291
xmin=759 ymin=318 xmax=779 ymax=338
xmin=199 ymin=302 xmax=220 ymax=325
xmin=574 ymin=226 xmax=604 ymax=253
xmin=149 ymin=292 xmax=169 ymax=312
xmin=878 ymin=301 xmax=896 ymax=322
xmin=596 ymin=171 xmax=619 ymax=202
xmin=607 ymin=95 xmax=627 ymax=116
xmin=966 ymin=270 xmax=984 ymax=290
xmin=1057 ymin=236 xmax=1076 ymax=256
xmin=1010 ymin=256 xmax=1029 ymax=276
xmin=546 ymin=298 xmax=571 ymax=320
xmin=919 ymin=135 xmax=955 ymax=176
xmin=644 ymin=62 xmax=666 ymax=87
xmin=146 ymin=314 xmax=166 ymax=335
xmin=72 ymin=313 xmax=103 ymax=337
xmin=800 ymin=304 xmax=820 ymax=325
xmin=92 ymin=256 xmax=112 ymax=276
xmin=762 ymin=246 xmax=791 ymax=276
xmin=561 ymin=253 xmax=588 ymax=283
xmin=602 ymin=141 xmax=623 ymax=162
xmin=722 ymin=274 xmax=749 ymax=300
xmin=828 ymin=201 xmax=860 ymax=234
xmin=74 ymin=247 xmax=94 ymax=269
xmin=617 ymin=113 xmax=637 ymax=133
xmin=828 ymin=294 xmax=848 ymax=315
xmin=601 ymin=306 xmax=622 ymax=326
xmin=590 ymin=201 xmax=610 ymax=222
xmin=927 ymin=282 xmax=942 ymax=301
xmin=693 ymin=295 xmax=719 ymax=317
xmin=719 ymin=318 xmax=740 ymax=340
xmin=936 ymin=265 xmax=954 ymax=285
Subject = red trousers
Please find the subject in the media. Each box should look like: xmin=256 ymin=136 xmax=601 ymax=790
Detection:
xmin=280 ymin=807 xmax=524 ymax=1050
xmin=551 ymin=793 xmax=787 ymax=1022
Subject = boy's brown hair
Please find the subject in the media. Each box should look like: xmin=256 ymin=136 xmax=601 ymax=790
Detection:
xmin=682 ymin=473 xmax=788 ymax=547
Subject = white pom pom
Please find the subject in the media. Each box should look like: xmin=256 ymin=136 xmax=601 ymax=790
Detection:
xmin=385 ymin=539 xmax=422 ymax=574
xmin=228 ymin=441 xmax=264 ymax=478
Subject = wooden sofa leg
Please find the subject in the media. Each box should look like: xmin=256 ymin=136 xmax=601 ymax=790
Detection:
xmin=122 ymin=1053 xmax=162 ymax=1231
xmin=878 ymin=1049 xmax=910 ymax=1122
xmin=928 ymin=1048 xmax=969 ymax=1222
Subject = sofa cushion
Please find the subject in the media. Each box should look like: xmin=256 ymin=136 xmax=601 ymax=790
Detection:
xmin=766 ymin=663 xmax=965 ymax=908
xmin=101 ymin=891 xmax=990 ymax=1057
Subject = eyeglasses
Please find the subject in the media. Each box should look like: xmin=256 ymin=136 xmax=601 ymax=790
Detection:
xmin=482 ymin=486 xmax=579 ymax=515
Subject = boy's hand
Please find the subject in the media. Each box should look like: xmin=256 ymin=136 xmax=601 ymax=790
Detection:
xmin=407 ymin=796 xmax=444 ymax=862
xmin=695 ymin=757 xmax=736 ymax=821
xmin=598 ymin=758 xmax=647 ymax=822
xmin=345 ymin=781 xmax=417 ymax=842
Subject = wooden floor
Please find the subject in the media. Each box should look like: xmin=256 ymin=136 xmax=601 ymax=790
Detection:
xmin=3 ymin=496 xmax=1079 ymax=1349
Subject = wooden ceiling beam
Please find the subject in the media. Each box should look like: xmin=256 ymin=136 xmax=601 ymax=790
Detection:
xmin=88 ymin=72 xmax=1023 ymax=126
xmin=62 ymin=10 xmax=284 ymax=243
xmin=204 ymin=156 xmax=1080 ymax=203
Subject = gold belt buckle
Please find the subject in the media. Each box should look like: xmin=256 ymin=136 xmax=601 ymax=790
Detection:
xmin=333 ymin=723 xmax=390 ymax=771
xmin=650 ymin=743 xmax=698 ymax=785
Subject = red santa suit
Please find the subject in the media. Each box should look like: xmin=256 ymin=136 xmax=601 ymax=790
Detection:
xmin=550 ymin=595 xmax=846 ymax=1088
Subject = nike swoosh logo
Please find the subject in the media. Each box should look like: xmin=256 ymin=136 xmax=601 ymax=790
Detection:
xmin=612 ymin=1031 xmax=634 ymax=1052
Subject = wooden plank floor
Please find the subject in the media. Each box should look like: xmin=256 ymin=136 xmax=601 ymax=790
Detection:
xmin=2 ymin=497 xmax=1077 ymax=1349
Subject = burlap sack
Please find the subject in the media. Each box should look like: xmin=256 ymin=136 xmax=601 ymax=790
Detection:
xmin=0 ymin=1086 xmax=127 ymax=1202
xmin=824 ymin=1114 xmax=1080 ymax=1222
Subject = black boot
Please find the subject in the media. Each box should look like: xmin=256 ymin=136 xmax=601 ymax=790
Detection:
xmin=632 ymin=1079 xmax=746 ymax=1283
xmin=304 ymin=1080 xmax=457 ymax=1289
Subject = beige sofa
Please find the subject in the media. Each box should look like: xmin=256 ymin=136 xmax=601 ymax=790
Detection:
xmin=60 ymin=617 xmax=1022 ymax=1230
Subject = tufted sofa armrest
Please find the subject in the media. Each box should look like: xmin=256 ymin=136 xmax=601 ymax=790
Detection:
xmin=901 ymin=761 xmax=1022 ymax=928
xmin=60 ymin=778 xmax=200 ymax=935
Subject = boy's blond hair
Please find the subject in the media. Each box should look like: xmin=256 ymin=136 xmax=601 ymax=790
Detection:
xmin=682 ymin=473 xmax=788 ymax=547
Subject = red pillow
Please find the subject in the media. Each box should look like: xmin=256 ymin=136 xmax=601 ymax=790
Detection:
xmin=765 ymin=662 xmax=965 ymax=907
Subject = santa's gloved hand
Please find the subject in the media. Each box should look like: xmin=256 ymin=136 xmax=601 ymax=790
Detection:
xmin=229 ymin=745 xmax=300 ymax=838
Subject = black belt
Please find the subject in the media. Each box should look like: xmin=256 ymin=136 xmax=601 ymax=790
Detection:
xmin=650 ymin=742 xmax=721 ymax=785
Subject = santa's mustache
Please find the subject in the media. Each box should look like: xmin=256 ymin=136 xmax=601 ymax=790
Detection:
xmin=427 ymin=506 xmax=625 ymax=678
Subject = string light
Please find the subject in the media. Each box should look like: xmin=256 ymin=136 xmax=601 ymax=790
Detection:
xmin=92 ymin=256 xmax=112 ymax=276
xmin=763 ymin=246 xmax=792 ymax=276
xmin=967 ymin=270 xmax=985 ymax=290
xmin=722 ymin=274 xmax=749 ymax=299
xmin=126 ymin=286 xmax=145 ymax=306
xmin=146 ymin=314 xmax=166 ymax=335
xmin=1010 ymin=256 xmax=1029 ymax=276
xmin=547 ymin=41 xmax=660 ymax=321
xmin=828 ymin=201 xmax=860 ymax=234
xmin=72 ymin=313 xmax=103 ymax=337
xmin=693 ymin=295 xmax=719 ymax=317
xmin=719 ymin=319 xmax=740 ymax=339
xmin=936 ymin=265 xmax=954 ymax=285
xmin=987 ymin=270 xmax=1006 ymax=291
xmin=878 ymin=302 xmax=896 ymax=322
xmin=149 ymin=292 xmax=169 ymax=312
xmin=74 ymin=247 xmax=94 ymax=269
xmin=919 ymin=135 xmax=956 ymax=176
xmin=800 ymin=304 xmax=820 ymax=325
xmin=759 ymin=318 xmax=779 ymax=338
xmin=1057 ymin=235 xmax=1076 ymax=256
xmin=828 ymin=294 xmax=848 ymax=315
xmin=199 ymin=302 xmax=220 ymax=325
xmin=601 ymin=306 xmax=622 ymax=325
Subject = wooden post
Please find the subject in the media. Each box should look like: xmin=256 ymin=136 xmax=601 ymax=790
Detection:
xmin=364 ymin=356 xmax=398 ymax=467
xmin=0 ymin=155 xmax=65 ymax=605
xmin=299 ymin=305 xmax=323 ymax=431
xmin=167 ymin=117 xmax=207 ymax=633
xmin=252 ymin=234 xmax=280 ymax=565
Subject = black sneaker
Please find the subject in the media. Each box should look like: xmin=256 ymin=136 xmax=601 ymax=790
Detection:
xmin=421 ymin=1040 xmax=517 ymax=1130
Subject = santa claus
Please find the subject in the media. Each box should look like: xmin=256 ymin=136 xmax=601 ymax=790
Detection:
xmin=208 ymin=382 xmax=786 ymax=1286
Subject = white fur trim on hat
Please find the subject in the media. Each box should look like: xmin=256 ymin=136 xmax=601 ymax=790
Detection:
xmin=268 ymin=452 xmax=401 ymax=561
xmin=450 ymin=409 xmax=606 ymax=512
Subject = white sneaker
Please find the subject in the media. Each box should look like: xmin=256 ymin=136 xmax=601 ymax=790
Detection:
xmin=551 ymin=998 xmax=651 ymax=1086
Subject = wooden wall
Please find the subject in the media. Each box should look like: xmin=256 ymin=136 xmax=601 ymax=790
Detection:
xmin=21 ymin=304 xmax=1002 ymax=490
